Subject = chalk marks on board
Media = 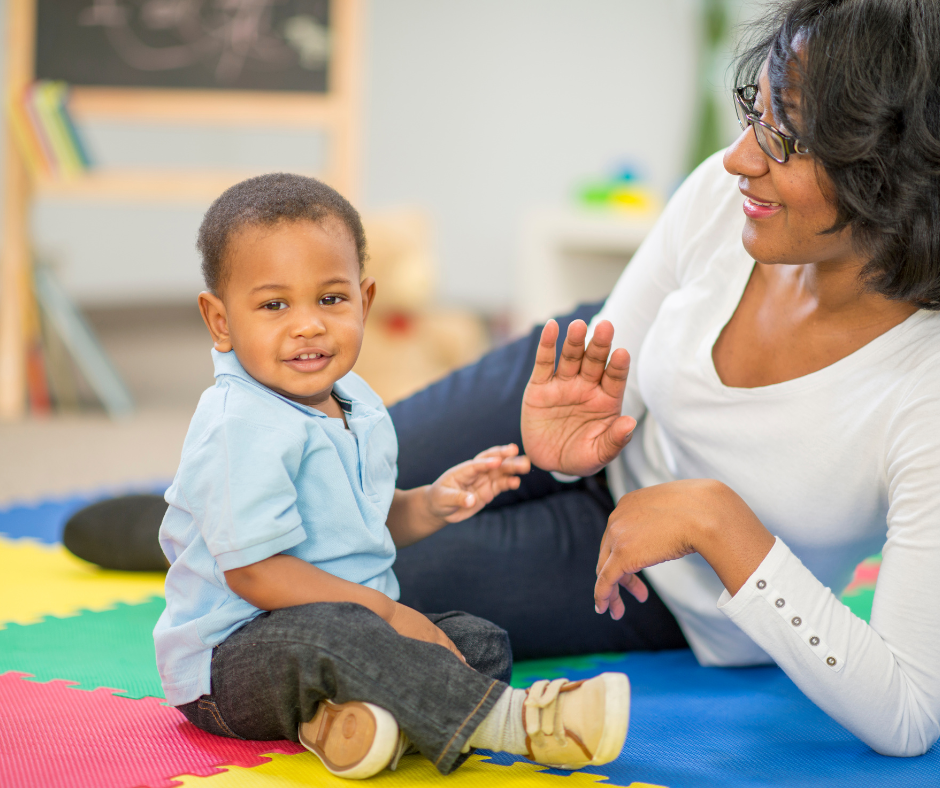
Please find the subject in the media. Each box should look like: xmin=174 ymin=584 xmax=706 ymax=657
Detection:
xmin=35 ymin=0 xmax=332 ymax=92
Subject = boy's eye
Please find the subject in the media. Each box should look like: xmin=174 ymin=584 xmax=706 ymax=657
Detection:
xmin=262 ymin=301 xmax=287 ymax=311
xmin=320 ymin=295 xmax=345 ymax=306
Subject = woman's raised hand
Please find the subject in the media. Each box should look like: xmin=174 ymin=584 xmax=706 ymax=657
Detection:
xmin=521 ymin=318 xmax=636 ymax=477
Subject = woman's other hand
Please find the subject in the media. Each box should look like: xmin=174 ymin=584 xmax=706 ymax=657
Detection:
xmin=521 ymin=318 xmax=636 ymax=477
xmin=428 ymin=443 xmax=531 ymax=523
xmin=594 ymin=479 xmax=776 ymax=620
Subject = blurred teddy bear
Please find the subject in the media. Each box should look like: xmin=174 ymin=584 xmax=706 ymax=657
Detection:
xmin=355 ymin=209 xmax=489 ymax=404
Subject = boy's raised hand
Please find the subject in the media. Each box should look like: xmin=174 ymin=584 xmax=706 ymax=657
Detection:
xmin=428 ymin=444 xmax=531 ymax=523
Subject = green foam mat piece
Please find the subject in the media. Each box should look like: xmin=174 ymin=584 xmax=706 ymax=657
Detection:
xmin=842 ymin=587 xmax=875 ymax=622
xmin=0 ymin=597 xmax=166 ymax=698
xmin=509 ymin=652 xmax=629 ymax=687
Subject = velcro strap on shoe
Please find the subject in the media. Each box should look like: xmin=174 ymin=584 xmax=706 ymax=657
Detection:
xmin=523 ymin=678 xmax=569 ymax=737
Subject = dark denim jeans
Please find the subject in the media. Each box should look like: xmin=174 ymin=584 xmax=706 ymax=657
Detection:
xmin=177 ymin=603 xmax=511 ymax=774
xmin=390 ymin=301 xmax=688 ymax=659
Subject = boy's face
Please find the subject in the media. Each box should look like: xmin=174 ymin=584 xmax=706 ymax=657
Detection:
xmin=199 ymin=217 xmax=375 ymax=411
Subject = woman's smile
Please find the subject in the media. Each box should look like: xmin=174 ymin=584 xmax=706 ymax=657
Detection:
xmin=741 ymin=188 xmax=783 ymax=219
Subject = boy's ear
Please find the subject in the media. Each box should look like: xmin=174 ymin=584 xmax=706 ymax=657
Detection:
xmin=198 ymin=291 xmax=232 ymax=352
xmin=359 ymin=276 xmax=377 ymax=323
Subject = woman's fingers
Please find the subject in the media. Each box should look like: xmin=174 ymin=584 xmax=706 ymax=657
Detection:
xmin=608 ymin=588 xmax=626 ymax=620
xmin=595 ymin=543 xmax=647 ymax=616
xmin=554 ymin=320 xmax=588 ymax=380
xmin=530 ymin=320 xmax=560 ymax=385
xmin=619 ymin=572 xmax=649 ymax=603
xmin=594 ymin=555 xmax=623 ymax=614
xmin=579 ymin=320 xmax=614 ymax=384
xmin=600 ymin=347 xmax=631 ymax=400
xmin=596 ymin=415 xmax=637 ymax=466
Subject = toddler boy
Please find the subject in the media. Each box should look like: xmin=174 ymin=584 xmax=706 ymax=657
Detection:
xmin=154 ymin=173 xmax=630 ymax=778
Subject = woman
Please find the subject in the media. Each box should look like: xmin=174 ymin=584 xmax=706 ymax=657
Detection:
xmin=67 ymin=0 xmax=940 ymax=757
xmin=375 ymin=0 xmax=940 ymax=758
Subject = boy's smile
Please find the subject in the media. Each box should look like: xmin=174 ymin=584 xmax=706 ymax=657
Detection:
xmin=198 ymin=217 xmax=376 ymax=414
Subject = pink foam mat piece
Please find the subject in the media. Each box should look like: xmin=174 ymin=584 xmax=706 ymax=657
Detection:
xmin=0 ymin=672 xmax=304 ymax=788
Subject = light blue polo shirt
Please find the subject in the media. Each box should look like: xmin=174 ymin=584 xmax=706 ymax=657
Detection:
xmin=154 ymin=349 xmax=400 ymax=706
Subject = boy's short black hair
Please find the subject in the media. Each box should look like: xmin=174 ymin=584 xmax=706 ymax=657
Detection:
xmin=734 ymin=0 xmax=940 ymax=309
xmin=197 ymin=173 xmax=368 ymax=294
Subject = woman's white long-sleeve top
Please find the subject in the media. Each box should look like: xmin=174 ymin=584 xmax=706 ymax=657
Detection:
xmin=588 ymin=151 xmax=940 ymax=757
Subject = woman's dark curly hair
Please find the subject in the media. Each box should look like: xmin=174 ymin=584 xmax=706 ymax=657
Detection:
xmin=734 ymin=0 xmax=940 ymax=308
xmin=197 ymin=173 xmax=367 ymax=294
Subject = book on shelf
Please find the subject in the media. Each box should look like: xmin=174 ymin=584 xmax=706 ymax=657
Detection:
xmin=6 ymin=86 xmax=51 ymax=178
xmin=6 ymin=80 xmax=92 ymax=180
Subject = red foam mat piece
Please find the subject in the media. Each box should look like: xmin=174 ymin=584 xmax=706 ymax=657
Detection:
xmin=0 ymin=672 xmax=304 ymax=788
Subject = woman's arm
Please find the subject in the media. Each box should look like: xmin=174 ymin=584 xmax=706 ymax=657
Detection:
xmin=594 ymin=397 xmax=940 ymax=759
xmin=593 ymin=479 xmax=776 ymax=618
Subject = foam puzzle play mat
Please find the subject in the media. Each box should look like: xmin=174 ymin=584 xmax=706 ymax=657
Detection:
xmin=1 ymin=492 xmax=937 ymax=788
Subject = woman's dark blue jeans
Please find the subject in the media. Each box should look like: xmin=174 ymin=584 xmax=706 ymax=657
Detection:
xmin=389 ymin=301 xmax=687 ymax=660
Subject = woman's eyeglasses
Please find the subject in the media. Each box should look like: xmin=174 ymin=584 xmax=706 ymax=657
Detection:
xmin=733 ymin=84 xmax=810 ymax=164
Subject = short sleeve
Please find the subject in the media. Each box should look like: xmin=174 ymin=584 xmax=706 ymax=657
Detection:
xmin=177 ymin=415 xmax=308 ymax=571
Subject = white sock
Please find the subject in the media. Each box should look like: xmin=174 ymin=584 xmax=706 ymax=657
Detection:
xmin=465 ymin=687 xmax=527 ymax=753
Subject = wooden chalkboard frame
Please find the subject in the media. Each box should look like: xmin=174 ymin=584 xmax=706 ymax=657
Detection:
xmin=0 ymin=0 xmax=362 ymax=419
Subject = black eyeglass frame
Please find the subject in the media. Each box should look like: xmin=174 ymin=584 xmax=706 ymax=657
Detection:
xmin=733 ymin=85 xmax=810 ymax=164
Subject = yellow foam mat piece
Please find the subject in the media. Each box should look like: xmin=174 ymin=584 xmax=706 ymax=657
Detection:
xmin=0 ymin=536 xmax=166 ymax=628
xmin=171 ymin=751 xmax=667 ymax=787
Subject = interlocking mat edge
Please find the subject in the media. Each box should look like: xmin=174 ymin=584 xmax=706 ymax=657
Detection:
xmin=2 ymin=491 xmax=935 ymax=788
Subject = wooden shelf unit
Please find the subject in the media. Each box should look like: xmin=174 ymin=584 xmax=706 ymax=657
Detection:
xmin=1 ymin=0 xmax=362 ymax=419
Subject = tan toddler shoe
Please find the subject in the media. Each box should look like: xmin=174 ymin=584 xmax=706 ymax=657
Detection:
xmin=523 ymin=672 xmax=630 ymax=769
xmin=298 ymin=700 xmax=405 ymax=779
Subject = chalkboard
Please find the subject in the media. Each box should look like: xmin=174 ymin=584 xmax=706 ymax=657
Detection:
xmin=35 ymin=0 xmax=331 ymax=92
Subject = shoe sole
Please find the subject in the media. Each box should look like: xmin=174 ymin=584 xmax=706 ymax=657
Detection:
xmin=298 ymin=700 xmax=400 ymax=779
xmin=589 ymin=672 xmax=630 ymax=766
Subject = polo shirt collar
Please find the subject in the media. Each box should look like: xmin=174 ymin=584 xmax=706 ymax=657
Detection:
xmin=211 ymin=349 xmax=368 ymax=420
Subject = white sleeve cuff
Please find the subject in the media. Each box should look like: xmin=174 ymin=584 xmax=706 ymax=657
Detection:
xmin=717 ymin=537 xmax=845 ymax=674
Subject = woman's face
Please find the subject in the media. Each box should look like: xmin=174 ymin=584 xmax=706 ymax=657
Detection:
xmin=722 ymin=65 xmax=859 ymax=271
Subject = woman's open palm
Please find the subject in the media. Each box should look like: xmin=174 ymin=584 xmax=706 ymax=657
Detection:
xmin=521 ymin=319 xmax=636 ymax=477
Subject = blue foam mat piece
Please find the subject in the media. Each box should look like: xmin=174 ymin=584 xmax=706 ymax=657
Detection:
xmin=0 ymin=484 xmax=168 ymax=544
xmin=487 ymin=650 xmax=938 ymax=788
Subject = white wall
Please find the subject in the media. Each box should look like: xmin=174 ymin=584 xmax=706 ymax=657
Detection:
xmin=1 ymin=0 xmax=752 ymax=312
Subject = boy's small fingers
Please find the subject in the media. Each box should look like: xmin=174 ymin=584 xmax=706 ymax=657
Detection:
xmin=477 ymin=443 xmax=519 ymax=461
xmin=502 ymin=456 xmax=531 ymax=473
xmin=449 ymin=459 xmax=498 ymax=485
xmin=436 ymin=485 xmax=466 ymax=508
